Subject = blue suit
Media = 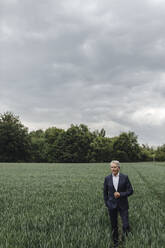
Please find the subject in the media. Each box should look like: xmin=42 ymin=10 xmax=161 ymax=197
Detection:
xmin=103 ymin=173 xmax=133 ymax=245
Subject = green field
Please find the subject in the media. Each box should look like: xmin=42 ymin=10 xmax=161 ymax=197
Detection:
xmin=0 ymin=162 xmax=164 ymax=248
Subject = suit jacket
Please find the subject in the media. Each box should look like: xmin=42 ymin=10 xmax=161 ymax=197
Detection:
xmin=103 ymin=173 xmax=133 ymax=210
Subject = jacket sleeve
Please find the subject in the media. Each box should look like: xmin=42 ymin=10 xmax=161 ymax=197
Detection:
xmin=120 ymin=176 xmax=133 ymax=198
xmin=103 ymin=177 xmax=109 ymax=207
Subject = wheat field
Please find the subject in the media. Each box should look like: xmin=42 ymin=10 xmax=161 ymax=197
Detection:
xmin=0 ymin=162 xmax=164 ymax=248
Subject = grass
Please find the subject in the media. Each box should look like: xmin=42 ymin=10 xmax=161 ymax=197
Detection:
xmin=0 ymin=162 xmax=164 ymax=248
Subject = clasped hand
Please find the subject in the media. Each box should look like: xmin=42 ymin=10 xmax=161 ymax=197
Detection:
xmin=114 ymin=192 xmax=120 ymax=199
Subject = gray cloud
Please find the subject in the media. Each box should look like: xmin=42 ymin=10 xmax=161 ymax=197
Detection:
xmin=1 ymin=0 xmax=165 ymax=145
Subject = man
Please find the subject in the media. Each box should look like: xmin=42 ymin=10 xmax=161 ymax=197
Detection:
xmin=103 ymin=160 xmax=133 ymax=248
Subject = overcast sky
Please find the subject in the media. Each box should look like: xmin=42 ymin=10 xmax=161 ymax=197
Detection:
xmin=1 ymin=0 xmax=165 ymax=146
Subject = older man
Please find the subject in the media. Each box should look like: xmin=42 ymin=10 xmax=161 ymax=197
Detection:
xmin=103 ymin=160 xmax=133 ymax=248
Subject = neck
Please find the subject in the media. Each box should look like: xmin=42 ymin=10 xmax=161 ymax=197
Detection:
xmin=113 ymin=172 xmax=119 ymax=176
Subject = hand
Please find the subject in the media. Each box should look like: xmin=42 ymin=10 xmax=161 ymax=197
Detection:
xmin=114 ymin=192 xmax=120 ymax=199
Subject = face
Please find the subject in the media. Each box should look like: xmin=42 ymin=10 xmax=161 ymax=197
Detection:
xmin=110 ymin=163 xmax=120 ymax=176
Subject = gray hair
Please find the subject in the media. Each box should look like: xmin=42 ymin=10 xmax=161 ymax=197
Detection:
xmin=110 ymin=160 xmax=120 ymax=168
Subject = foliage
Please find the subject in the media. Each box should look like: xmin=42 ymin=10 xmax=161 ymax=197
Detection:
xmin=44 ymin=127 xmax=65 ymax=162
xmin=90 ymin=136 xmax=113 ymax=162
xmin=155 ymin=145 xmax=165 ymax=161
xmin=1 ymin=111 xmax=165 ymax=162
xmin=0 ymin=112 xmax=31 ymax=162
xmin=140 ymin=144 xmax=155 ymax=161
xmin=113 ymin=132 xmax=142 ymax=162
xmin=52 ymin=124 xmax=94 ymax=162
xmin=29 ymin=129 xmax=47 ymax=162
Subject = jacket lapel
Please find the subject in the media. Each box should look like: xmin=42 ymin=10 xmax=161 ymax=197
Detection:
xmin=117 ymin=174 xmax=122 ymax=191
xmin=109 ymin=174 xmax=116 ymax=192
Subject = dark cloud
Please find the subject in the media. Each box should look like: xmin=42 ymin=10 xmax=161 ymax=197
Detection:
xmin=1 ymin=0 xmax=165 ymax=145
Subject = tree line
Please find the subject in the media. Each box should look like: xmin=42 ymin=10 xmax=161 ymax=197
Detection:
xmin=0 ymin=112 xmax=164 ymax=163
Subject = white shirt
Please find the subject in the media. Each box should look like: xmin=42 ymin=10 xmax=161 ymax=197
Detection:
xmin=112 ymin=173 xmax=119 ymax=191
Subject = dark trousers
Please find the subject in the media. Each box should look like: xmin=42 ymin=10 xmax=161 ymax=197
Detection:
xmin=108 ymin=208 xmax=130 ymax=244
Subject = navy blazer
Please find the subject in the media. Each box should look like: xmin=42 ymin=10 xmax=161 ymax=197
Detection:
xmin=103 ymin=173 xmax=133 ymax=210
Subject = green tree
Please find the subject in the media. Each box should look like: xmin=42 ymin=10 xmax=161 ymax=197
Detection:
xmin=155 ymin=145 xmax=165 ymax=161
xmin=29 ymin=129 xmax=47 ymax=162
xmin=0 ymin=112 xmax=31 ymax=162
xmin=90 ymin=136 xmax=113 ymax=162
xmin=93 ymin=128 xmax=106 ymax=138
xmin=140 ymin=144 xmax=155 ymax=161
xmin=53 ymin=124 xmax=94 ymax=162
xmin=113 ymin=131 xmax=141 ymax=162
xmin=44 ymin=127 xmax=65 ymax=162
